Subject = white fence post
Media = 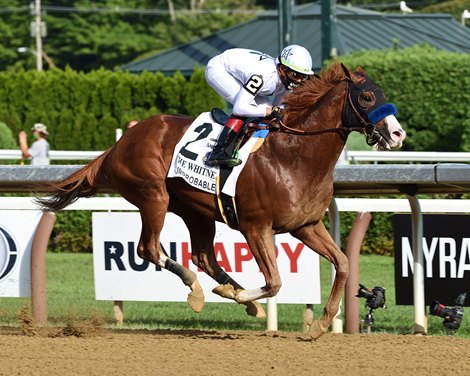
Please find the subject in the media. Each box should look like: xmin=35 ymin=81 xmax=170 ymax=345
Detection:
xmin=266 ymin=296 xmax=278 ymax=331
xmin=407 ymin=195 xmax=427 ymax=334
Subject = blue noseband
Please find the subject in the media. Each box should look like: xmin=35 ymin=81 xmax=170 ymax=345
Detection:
xmin=368 ymin=103 xmax=397 ymax=124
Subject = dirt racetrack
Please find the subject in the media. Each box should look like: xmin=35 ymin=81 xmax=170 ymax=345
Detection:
xmin=1 ymin=326 xmax=470 ymax=376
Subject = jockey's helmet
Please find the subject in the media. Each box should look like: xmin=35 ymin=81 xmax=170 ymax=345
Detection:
xmin=276 ymin=45 xmax=314 ymax=90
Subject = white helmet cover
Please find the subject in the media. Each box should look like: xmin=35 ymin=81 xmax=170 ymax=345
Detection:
xmin=276 ymin=45 xmax=314 ymax=75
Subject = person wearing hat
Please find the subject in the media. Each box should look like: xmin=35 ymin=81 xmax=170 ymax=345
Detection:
xmin=204 ymin=45 xmax=314 ymax=166
xmin=18 ymin=123 xmax=50 ymax=165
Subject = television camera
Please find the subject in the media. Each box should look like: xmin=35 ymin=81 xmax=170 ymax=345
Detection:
xmin=429 ymin=293 xmax=466 ymax=335
xmin=357 ymin=284 xmax=386 ymax=333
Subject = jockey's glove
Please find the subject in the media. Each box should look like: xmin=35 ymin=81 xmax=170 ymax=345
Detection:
xmin=268 ymin=106 xmax=284 ymax=121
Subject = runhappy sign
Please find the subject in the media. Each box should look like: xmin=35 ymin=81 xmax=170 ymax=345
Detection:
xmin=93 ymin=212 xmax=321 ymax=304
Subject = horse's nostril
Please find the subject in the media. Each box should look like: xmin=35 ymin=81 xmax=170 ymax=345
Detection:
xmin=392 ymin=129 xmax=405 ymax=140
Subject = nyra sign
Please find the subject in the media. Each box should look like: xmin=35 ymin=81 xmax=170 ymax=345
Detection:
xmin=394 ymin=214 xmax=470 ymax=306
xmin=92 ymin=212 xmax=321 ymax=304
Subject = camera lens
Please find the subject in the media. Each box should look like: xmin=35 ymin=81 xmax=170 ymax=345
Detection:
xmin=357 ymin=284 xmax=373 ymax=300
xmin=429 ymin=300 xmax=452 ymax=318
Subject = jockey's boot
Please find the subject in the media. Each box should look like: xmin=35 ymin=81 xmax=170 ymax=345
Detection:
xmin=206 ymin=116 xmax=245 ymax=167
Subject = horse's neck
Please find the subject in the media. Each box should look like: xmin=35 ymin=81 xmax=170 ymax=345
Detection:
xmin=305 ymin=81 xmax=347 ymax=131
xmin=279 ymin=83 xmax=348 ymax=172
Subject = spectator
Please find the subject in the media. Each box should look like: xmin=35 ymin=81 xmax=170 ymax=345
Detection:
xmin=19 ymin=123 xmax=50 ymax=165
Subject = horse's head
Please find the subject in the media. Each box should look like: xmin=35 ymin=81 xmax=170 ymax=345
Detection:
xmin=342 ymin=64 xmax=406 ymax=150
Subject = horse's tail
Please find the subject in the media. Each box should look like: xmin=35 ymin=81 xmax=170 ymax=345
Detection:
xmin=35 ymin=148 xmax=112 ymax=212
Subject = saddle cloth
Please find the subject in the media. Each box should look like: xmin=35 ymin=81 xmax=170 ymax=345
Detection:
xmin=167 ymin=111 xmax=266 ymax=197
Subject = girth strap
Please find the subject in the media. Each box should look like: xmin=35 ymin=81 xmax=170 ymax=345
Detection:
xmin=216 ymin=165 xmax=239 ymax=230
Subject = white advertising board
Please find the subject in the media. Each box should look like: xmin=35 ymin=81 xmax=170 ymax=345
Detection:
xmin=92 ymin=212 xmax=321 ymax=304
xmin=0 ymin=210 xmax=43 ymax=297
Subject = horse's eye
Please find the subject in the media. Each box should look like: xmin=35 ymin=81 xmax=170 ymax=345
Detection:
xmin=358 ymin=91 xmax=376 ymax=108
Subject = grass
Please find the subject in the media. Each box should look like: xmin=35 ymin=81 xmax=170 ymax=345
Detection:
xmin=0 ymin=252 xmax=469 ymax=338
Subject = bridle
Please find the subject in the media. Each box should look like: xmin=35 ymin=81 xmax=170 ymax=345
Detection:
xmin=343 ymin=83 xmax=387 ymax=147
xmin=259 ymin=79 xmax=388 ymax=147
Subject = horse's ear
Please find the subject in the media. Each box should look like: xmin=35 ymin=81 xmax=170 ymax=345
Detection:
xmin=355 ymin=66 xmax=367 ymax=76
xmin=352 ymin=66 xmax=367 ymax=84
xmin=341 ymin=63 xmax=353 ymax=81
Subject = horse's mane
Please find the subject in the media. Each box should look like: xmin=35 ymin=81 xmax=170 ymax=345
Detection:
xmin=283 ymin=62 xmax=348 ymax=125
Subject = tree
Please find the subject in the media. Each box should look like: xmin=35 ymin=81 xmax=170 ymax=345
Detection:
xmin=0 ymin=0 xmax=257 ymax=72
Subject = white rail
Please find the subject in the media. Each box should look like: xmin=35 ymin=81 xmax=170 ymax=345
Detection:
xmin=345 ymin=151 xmax=470 ymax=163
xmin=1 ymin=149 xmax=470 ymax=163
xmin=1 ymin=196 xmax=469 ymax=213
xmin=0 ymin=149 xmax=102 ymax=161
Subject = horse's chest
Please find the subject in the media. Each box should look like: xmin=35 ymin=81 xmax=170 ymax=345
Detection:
xmin=272 ymin=187 xmax=332 ymax=230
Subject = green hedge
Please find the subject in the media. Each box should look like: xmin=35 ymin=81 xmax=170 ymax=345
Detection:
xmin=0 ymin=67 xmax=224 ymax=151
xmin=51 ymin=211 xmax=92 ymax=253
xmin=0 ymin=121 xmax=16 ymax=149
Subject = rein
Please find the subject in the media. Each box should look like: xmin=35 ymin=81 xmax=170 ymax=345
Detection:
xmin=255 ymin=80 xmax=384 ymax=147
xmin=248 ymin=119 xmax=357 ymax=137
xmin=276 ymin=119 xmax=359 ymax=136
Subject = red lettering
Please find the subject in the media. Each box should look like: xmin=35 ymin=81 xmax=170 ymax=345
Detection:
xmin=214 ymin=243 xmax=232 ymax=272
xmin=281 ymin=242 xmax=304 ymax=272
xmin=235 ymin=243 xmax=253 ymax=272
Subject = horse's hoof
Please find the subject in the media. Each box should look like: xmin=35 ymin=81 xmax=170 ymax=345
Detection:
xmin=187 ymin=292 xmax=204 ymax=313
xmin=309 ymin=319 xmax=328 ymax=340
xmin=244 ymin=301 xmax=266 ymax=318
xmin=187 ymin=280 xmax=205 ymax=313
xmin=212 ymin=284 xmax=236 ymax=299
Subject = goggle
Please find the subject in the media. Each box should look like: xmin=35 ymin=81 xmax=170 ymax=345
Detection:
xmin=285 ymin=68 xmax=309 ymax=82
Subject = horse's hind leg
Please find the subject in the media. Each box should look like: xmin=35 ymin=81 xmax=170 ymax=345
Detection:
xmin=178 ymin=211 xmax=265 ymax=318
xmin=156 ymin=243 xmax=204 ymax=312
xmin=291 ymin=221 xmax=349 ymax=340
xmin=136 ymin=199 xmax=204 ymax=313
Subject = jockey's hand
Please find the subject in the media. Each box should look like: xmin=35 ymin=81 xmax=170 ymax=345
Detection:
xmin=268 ymin=106 xmax=284 ymax=121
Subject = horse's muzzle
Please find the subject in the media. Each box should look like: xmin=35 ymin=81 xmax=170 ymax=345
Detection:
xmin=371 ymin=115 xmax=406 ymax=150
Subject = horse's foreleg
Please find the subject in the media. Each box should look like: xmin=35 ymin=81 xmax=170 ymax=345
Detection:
xmin=291 ymin=222 xmax=349 ymax=340
xmin=211 ymin=271 xmax=266 ymax=318
xmin=233 ymin=228 xmax=282 ymax=304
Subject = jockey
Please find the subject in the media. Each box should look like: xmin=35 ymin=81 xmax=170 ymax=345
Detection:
xmin=204 ymin=45 xmax=314 ymax=167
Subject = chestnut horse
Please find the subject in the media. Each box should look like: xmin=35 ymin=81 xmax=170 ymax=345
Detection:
xmin=36 ymin=63 xmax=406 ymax=339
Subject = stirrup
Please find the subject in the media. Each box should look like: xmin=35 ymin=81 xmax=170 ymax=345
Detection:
xmin=222 ymin=157 xmax=242 ymax=167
